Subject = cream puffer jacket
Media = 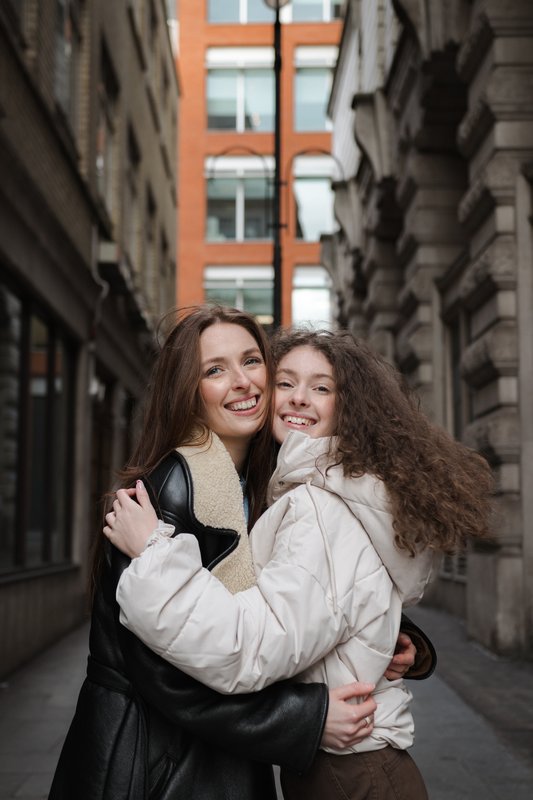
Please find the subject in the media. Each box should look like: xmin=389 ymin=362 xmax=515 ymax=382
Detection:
xmin=117 ymin=431 xmax=435 ymax=753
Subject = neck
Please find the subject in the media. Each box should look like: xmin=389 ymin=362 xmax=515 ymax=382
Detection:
xmin=219 ymin=435 xmax=251 ymax=474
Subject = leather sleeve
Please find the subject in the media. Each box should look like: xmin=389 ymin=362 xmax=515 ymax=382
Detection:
xmin=400 ymin=613 xmax=437 ymax=680
xmin=112 ymin=546 xmax=328 ymax=773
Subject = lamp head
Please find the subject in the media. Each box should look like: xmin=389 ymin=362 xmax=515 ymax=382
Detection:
xmin=262 ymin=0 xmax=290 ymax=8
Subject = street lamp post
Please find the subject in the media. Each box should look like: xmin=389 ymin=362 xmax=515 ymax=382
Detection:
xmin=263 ymin=0 xmax=290 ymax=328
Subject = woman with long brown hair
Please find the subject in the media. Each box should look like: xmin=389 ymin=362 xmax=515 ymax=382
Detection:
xmin=49 ymin=308 xmax=421 ymax=800
xmin=105 ymin=327 xmax=492 ymax=800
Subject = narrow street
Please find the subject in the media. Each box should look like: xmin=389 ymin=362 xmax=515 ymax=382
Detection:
xmin=0 ymin=606 xmax=531 ymax=799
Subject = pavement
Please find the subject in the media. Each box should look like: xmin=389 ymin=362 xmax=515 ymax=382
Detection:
xmin=0 ymin=605 xmax=532 ymax=799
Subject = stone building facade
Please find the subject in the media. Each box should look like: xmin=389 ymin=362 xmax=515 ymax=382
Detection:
xmin=0 ymin=0 xmax=178 ymax=677
xmin=325 ymin=0 xmax=533 ymax=655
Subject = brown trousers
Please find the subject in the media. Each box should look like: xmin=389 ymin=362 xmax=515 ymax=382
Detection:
xmin=281 ymin=746 xmax=429 ymax=800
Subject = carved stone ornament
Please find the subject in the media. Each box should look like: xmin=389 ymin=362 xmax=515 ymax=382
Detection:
xmin=392 ymin=0 xmax=469 ymax=58
xmin=352 ymin=90 xmax=394 ymax=182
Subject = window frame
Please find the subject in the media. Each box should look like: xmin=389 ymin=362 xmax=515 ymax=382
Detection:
xmin=0 ymin=280 xmax=76 ymax=576
xmin=205 ymin=155 xmax=274 ymax=243
xmin=204 ymin=265 xmax=274 ymax=326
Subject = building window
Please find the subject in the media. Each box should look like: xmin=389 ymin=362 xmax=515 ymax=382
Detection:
xmin=292 ymin=266 xmax=332 ymax=327
xmin=144 ymin=188 xmax=157 ymax=305
xmin=0 ymin=282 xmax=75 ymax=574
xmin=204 ymin=266 xmax=274 ymax=326
xmin=293 ymin=155 xmax=336 ymax=242
xmin=124 ymin=125 xmax=141 ymax=273
xmin=54 ymin=0 xmax=82 ymax=128
xmin=294 ymin=46 xmax=336 ymax=131
xmin=445 ymin=313 xmax=472 ymax=441
xmin=206 ymin=48 xmax=274 ymax=132
xmin=96 ymin=42 xmax=119 ymax=216
xmin=207 ymin=0 xmax=274 ymax=24
xmin=206 ymin=156 xmax=273 ymax=242
xmin=440 ymin=312 xmax=473 ymax=583
xmin=291 ymin=0 xmax=343 ymax=21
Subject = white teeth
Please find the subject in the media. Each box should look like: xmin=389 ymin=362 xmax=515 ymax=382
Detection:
xmin=285 ymin=415 xmax=313 ymax=426
xmin=228 ymin=397 xmax=257 ymax=411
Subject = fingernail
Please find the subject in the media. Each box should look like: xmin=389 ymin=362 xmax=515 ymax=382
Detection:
xmin=137 ymin=480 xmax=144 ymax=488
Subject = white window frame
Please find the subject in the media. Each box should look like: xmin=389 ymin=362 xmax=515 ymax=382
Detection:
xmin=204 ymin=265 xmax=274 ymax=324
xmin=206 ymin=156 xmax=274 ymax=242
xmin=289 ymin=1 xmax=343 ymax=23
xmin=207 ymin=0 xmax=279 ymax=25
xmin=292 ymin=265 xmax=333 ymax=328
xmin=206 ymin=48 xmax=275 ymax=132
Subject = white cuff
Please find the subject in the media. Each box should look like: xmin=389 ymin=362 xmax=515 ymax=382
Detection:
xmin=143 ymin=519 xmax=175 ymax=551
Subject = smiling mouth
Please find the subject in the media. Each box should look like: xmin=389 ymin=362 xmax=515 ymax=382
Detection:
xmin=282 ymin=415 xmax=315 ymax=427
xmin=226 ymin=396 xmax=259 ymax=412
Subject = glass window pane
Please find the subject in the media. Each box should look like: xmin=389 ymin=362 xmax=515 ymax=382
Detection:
xmin=208 ymin=0 xmax=239 ymax=22
xmin=294 ymin=177 xmax=335 ymax=241
xmin=207 ymin=70 xmax=238 ymax=129
xmin=244 ymin=70 xmax=274 ymax=131
xmin=0 ymin=286 xmax=22 ymax=572
xmin=247 ymin=0 xmax=274 ymax=23
xmin=292 ymin=0 xmax=323 ymax=22
xmin=292 ymin=266 xmax=332 ymax=327
xmin=207 ymin=178 xmax=237 ymax=240
xmin=331 ymin=0 xmax=343 ymax=19
xmin=244 ymin=177 xmax=271 ymax=239
xmin=295 ymin=67 xmax=331 ymax=131
xmin=51 ymin=340 xmax=71 ymax=562
xmin=205 ymin=287 xmax=238 ymax=306
xmin=28 ymin=316 xmax=49 ymax=567
xmin=242 ymin=286 xmax=273 ymax=318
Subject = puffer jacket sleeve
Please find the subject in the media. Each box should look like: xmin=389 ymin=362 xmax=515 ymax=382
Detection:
xmin=111 ymin=546 xmax=328 ymax=774
xmin=117 ymin=487 xmax=395 ymax=693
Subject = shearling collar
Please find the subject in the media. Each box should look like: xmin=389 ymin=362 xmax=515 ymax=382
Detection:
xmin=176 ymin=432 xmax=256 ymax=594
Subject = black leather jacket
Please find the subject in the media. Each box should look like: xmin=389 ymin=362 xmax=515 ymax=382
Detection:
xmin=49 ymin=452 xmax=329 ymax=800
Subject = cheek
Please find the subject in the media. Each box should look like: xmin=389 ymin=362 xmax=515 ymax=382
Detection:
xmin=199 ymin=382 xmax=219 ymax=419
xmin=256 ymin=364 xmax=268 ymax=392
xmin=272 ymin=415 xmax=288 ymax=444
xmin=323 ymin=398 xmax=337 ymax=434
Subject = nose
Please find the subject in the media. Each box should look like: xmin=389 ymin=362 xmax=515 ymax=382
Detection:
xmin=290 ymin=384 xmax=309 ymax=407
xmin=231 ymin=365 xmax=251 ymax=390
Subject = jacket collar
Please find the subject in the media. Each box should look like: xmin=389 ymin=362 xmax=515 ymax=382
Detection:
xmin=269 ymin=431 xmax=435 ymax=605
xmin=177 ymin=432 xmax=256 ymax=593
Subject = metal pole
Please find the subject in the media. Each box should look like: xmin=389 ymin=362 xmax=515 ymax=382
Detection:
xmin=272 ymin=6 xmax=282 ymax=329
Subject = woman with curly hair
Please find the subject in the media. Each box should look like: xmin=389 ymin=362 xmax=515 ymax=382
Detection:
xmin=105 ymin=327 xmax=492 ymax=800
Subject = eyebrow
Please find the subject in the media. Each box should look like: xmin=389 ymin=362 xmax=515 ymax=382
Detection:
xmin=277 ymin=367 xmax=334 ymax=381
xmin=202 ymin=347 xmax=261 ymax=368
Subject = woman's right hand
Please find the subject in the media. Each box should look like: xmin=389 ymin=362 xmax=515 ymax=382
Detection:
xmin=321 ymin=682 xmax=377 ymax=750
xmin=103 ymin=480 xmax=159 ymax=558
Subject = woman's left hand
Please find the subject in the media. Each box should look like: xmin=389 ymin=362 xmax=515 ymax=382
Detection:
xmin=103 ymin=481 xmax=159 ymax=558
xmin=383 ymin=632 xmax=416 ymax=680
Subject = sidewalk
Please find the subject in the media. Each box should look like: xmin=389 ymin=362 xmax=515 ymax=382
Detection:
xmin=408 ymin=606 xmax=533 ymax=799
xmin=0 ymin=606 xmax=532 ymax=799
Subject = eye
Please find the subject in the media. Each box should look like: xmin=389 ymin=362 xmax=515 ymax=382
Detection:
xmin=244 ymin=356 xmax=263 ymax=367
xmin=276 ymin=380 xmax=293 ymax=389
xmin=315 ymin=385 xmax=333 ymax=394
xmin=205 ymin=365 xmax=223 ymax=377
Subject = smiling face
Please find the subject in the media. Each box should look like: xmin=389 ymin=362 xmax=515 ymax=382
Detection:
xmin=198 ymin=322 xmax=268 ymax=462
xmin=273 ymin=345 xmax=336 ymax=444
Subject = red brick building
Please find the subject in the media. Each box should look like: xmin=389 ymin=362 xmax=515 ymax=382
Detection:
xmin=177 ymin=0 xmax=343 ymax=326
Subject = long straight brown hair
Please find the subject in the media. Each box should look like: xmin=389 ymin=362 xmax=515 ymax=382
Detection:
xmin=93 ymin=305 xmax=276 ymax=585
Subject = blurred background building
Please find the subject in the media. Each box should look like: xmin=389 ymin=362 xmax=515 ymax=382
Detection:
xmin=324 ymin=0 xmax=533 ymax=656
xmin=0 ymin=0 xmax=179 ymax=677
xmin=178 ymin=0 xmax=343 ymax=328
xmin=1 ymin=0 xmax=532 ymax=679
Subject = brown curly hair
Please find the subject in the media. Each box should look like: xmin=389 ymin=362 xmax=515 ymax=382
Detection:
xmin=271 ymin=328 xmax=494 ymax=556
